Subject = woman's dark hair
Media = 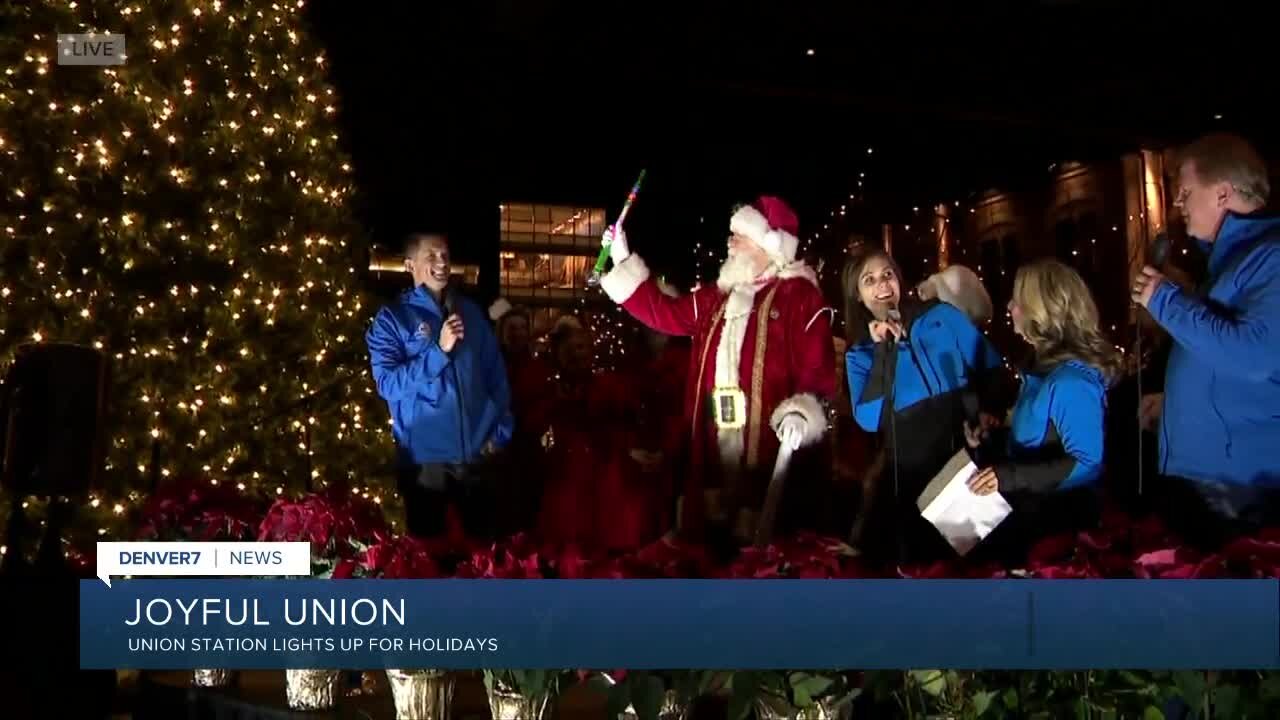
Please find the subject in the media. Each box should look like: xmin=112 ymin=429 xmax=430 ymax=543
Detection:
xmin=840 ymin=244 xmax=907 ymax=344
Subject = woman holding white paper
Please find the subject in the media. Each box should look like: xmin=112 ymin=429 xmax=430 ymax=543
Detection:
xmin=966 ymin=259 xmax=1122 ymax=561
xmin=842 ymin=246 xmax=1009 ymax=563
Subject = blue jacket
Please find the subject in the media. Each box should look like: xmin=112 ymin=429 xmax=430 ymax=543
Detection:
xmin=989 ymin=359 xmax=1108 ymax=493
xmin=846 ymin=301 xmax=1006 ymax=490
xmin=846 ymin=301 xmax=1005 ymax=433
xmin=1150 ymin=211 xmax=1280 ymax=490
xmin=366 ymin=286 xmax=514 ymax=467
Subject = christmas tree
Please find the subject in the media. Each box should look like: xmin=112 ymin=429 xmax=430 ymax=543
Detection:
xmin=0 ymin=0 xmax=395 ymax=542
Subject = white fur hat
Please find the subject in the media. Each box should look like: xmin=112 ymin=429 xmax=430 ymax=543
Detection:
xmin=729 ymin=196 xmax=801 ymax=267
xmin=917 ymin=265 xmax=993 ymax=324
xmin=489 ymin=297 xmax=513 ymax=322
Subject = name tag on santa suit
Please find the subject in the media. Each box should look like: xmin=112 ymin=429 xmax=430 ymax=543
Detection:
xmin=712 ymin=386 xmax=747 ymax=429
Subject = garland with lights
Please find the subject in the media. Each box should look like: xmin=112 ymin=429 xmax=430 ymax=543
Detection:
xmin=0 ymin=0 xmax=397 ymax=555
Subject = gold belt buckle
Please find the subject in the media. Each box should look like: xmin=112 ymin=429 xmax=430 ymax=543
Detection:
xmin=711 ymin=386 xmax=747 ymax=429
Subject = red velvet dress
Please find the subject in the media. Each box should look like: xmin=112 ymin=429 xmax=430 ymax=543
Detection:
xmin=534 ymin=371 xmax=663 ymax=551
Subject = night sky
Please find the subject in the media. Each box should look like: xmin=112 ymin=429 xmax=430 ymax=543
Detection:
xmin=308 ymin=1 xmax=1277 ymax=299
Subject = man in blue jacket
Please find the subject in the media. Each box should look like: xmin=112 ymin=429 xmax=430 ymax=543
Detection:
xmin=1132 ymin=133 xmax=1280 ymax=536
xmin=366 ymin=232 xmax=514 ymax=539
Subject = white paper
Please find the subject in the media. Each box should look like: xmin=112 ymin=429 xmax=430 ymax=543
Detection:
xmin=918 ymin=459 xmax=1012 ymax=556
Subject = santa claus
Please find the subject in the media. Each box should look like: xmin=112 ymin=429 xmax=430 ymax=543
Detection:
xmin=598 ymin=195 xmax=836 ymax=542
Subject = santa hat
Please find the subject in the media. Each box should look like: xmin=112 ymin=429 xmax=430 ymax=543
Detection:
xmin=729 ymin=195 xmax=801 ymax=267
xmin=489 ymin=297 xmax=514 ymax=322
xmin=916 ymin=264 xmax=993 ymax=325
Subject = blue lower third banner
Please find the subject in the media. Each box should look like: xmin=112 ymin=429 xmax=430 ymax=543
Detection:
xmin=80 ymin=579 xmax=1279 ymax=669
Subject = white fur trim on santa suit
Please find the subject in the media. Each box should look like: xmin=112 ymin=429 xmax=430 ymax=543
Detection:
xmin=713 ymin=280 xmax=764 ymax=468
xmin=599 ymin=254 xmax=650 ymax=304
xmin=775 ymin=260 xmax=820 ymax=288
xmin=917 ymin=264 xmax=993 ymax=324
xmin=770 ymin=393 xmax=828 ymax=448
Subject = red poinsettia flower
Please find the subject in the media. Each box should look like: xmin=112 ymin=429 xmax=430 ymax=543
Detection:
xmin=360 ymin=535 xmax=440 ymax=579
xmin=553 ymin=545 xmax=591 ymax=579
xmin=1027 ymin=533 xmax=1077 ymax=565
xmin=332 ymin=559 xmax=358 ymax=579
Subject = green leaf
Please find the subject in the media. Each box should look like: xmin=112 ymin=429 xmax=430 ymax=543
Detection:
xmin=1261 ymin=673 xmax=1280 ymax=701
xmin=633 ymin=675 xmax=665 ymax=720
xmin=1119 ymin=671 xmax=1149 ymax=687
xmin=972 ymin=690 xmax=997 ymax=716
xmin=1212 ymin=685 xmax=1241 ymax=720
xmin=1173 ymin=671 xmax=1206 ymax=705
xmin=791 ymin=674 xmax=833 ymax=708
xmin=1142 ymin=705 xmax=1165 ymax=720
xmin=1003 ymin=688 xmax=1020 ymax=709
xmin=482 ymin=670 xmax=495 ymax=695
xmin=1074 ymin=697 xmax=1089 ymax=720
xmin=910 ymin=670 xmax=947 ymax=697
xmin=729 ymin=671 xmax=760 ymax=720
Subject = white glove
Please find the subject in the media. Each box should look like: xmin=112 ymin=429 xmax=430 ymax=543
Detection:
xmin=777 ymin=413 xmax=806 ymax=451
xmin=603 ymin=226 xmax=630 ymax=264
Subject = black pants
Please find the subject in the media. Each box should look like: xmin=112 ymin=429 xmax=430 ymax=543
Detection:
xmin=398 ymin=455 xmax=502 ymax=541
xmin=1155 ymin=475 xmax=1280 ymax=551
xmin=970 ymin=487 xmax=1100 ymax=567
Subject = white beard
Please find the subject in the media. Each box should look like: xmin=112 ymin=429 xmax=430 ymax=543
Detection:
xmin=716 ymin=252 xmax=761 ymax=292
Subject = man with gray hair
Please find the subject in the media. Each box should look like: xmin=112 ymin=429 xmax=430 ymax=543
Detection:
xmin=1131 ymin=133 xmax=1280 ymax=539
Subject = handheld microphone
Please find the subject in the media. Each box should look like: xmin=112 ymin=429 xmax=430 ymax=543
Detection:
xmin=886 ymin=306 xmax=904 ymax=342
xmin=1133 ymin=231 xmax=1169 ymax=499
xmin=442 ymin=278 xmax=461 ymax=345
xmin=1149 ymin=231 xmax=1171 ymax=268
xmin=442 ymin=282 xmax=455 ymax=315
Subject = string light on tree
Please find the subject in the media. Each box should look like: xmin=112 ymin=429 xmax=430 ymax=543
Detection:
xmin=0 ymin=0 xmax=397 ymax=552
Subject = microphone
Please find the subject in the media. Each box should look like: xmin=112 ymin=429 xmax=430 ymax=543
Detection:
xmin=442 ymin=279 xmax=462 ymax=344
xmin=442 ymin=282 xmax=456 ymax=316
xmin=886 ymin=305 xmax=904 ymax=342
xmin=1149 ymin=232 xmax=1170 ymax=268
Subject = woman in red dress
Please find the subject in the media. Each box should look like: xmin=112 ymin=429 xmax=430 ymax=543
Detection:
xmin=534 ymin=317 xmax=664 ymax=551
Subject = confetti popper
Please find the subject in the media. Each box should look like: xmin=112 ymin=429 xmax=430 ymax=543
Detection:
xmin=587 ymin=169 xmax=647 ymax=287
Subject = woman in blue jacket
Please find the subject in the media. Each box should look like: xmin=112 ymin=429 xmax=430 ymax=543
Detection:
xmin=843 ymin=247 xmax=1008 ymax=563
xmin=967 ymin=259 xmax=1122 ymax=562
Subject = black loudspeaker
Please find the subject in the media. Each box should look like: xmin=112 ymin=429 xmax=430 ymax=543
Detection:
xmin=2 ymin=342 xmax=108 ymax=498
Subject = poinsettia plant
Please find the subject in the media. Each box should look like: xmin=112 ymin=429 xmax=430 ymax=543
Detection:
xmin=721 ymin=533 xmax=859 ymax=579
xmin=356 ymin=533 xmax=440 ymax=579
xmin=454 ymin=533 xmax=548 ymax=578
xmin=483 ymin=669 xmax=572 ymax=719
xmin=589 ymin=670 xmax=729 ymax=720
xmin=256 ymin=487 xmax=388 ymax=577
xmin=136 ymin=476 xmax=266 ymax=541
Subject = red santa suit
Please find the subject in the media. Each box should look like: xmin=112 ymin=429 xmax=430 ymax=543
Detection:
xmin=598 ymin=196 xmax=836 ymax=538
